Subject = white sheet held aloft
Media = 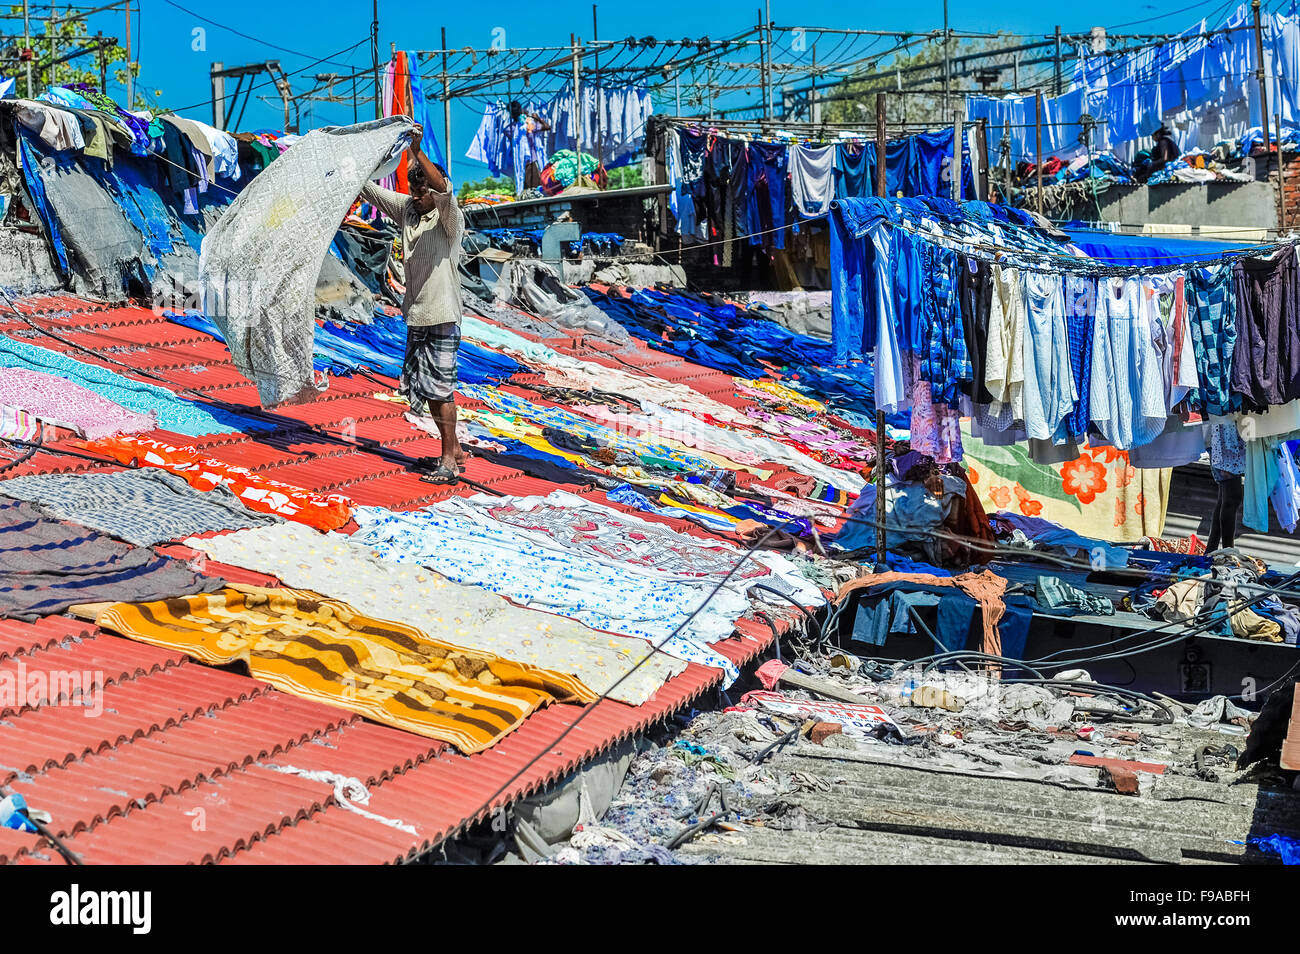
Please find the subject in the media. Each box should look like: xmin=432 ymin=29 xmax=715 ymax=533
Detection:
xmin=199 ymin=116 xmax=412 ymax=407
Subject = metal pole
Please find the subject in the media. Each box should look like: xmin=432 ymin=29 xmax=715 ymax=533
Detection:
xmin=1035 ymin=89 xmax=1044 ymax=214
xmin=942 ymin=0 xmax=950 ymax=122
xmin=810 ymin=43 xmax=819 ymax=125
xmin=22 ymin=0 xmax=31 ymax=97
xmin=592 ymin=4 xmax=602 ymax=166
xmin=758 ymin=8 xmax=770 ymax=126
xmin=1248 ymin=0 xmax=1268 ymax=153
xmin=874 ymin=90 xmax=888 ymax=565
xmin=759 ymin=0 xmax=769 ymax=120
xmin=441 ymin=27 xmax=451 ymax=168
xmin=1013 ymin=52 xmax=1019 ymax=92
xmin=1277 ymin=111 xmax=1287 ymax=232
xmin=675 ymin=73 xmax=681 ymax=115
xmin=124 ymin=0 xmax=132 ymax=106
xmin=572 ymin=34 xmax=584 ymax=177
xmin=1003 ymin=118 xmax=1011 ymax=204
xmin=977 ymin=117 xmax=989 ymax=199
xmin=952 ymin=114 xmax=961 ymax=200
xmin=98 ymin=31 xmax=107 ymax=93
xmin=211 ymin=60 xmax=225 ymax=128
xmin=352 ymin=74 xmax=358 ymax=124
xmin=1054 ymin=24 xmax=1062 ymax=95
xmin=371 ymin=0 xmax=381 ymax=119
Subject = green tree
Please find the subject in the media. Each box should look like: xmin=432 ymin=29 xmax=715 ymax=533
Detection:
xmin=457 ymin=175 xmax=515 ymax=200
xmin=606 ymin=164 xmax=643 ymax=190
xmin=7 ymin=5 xmax=138 ymax=104
xmin=819 ymin=34 xmax=1023 ymax=129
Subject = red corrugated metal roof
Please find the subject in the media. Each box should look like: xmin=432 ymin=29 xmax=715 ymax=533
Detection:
xmin=0 ymin=296 xmax=802 ymax=865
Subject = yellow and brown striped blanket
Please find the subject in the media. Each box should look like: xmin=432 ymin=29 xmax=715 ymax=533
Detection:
xmin=93 ymin=585 xmax=594 ymax=753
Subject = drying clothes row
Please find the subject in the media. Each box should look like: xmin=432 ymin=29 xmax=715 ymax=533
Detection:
xmin=0 ymin=496 xmax=223 ymax=622
xmin=350 ymin=495 xmax=769 ymax=683
xmin=0 ymin=332 xmax=263 ymax=437
xmin=832 ymin=195 xmax=1300 ymax=534
xmin=969 ymin=4 xmax=1300 ymax=165
xmin=83 ymin=435 xmax=354 ymax=531
xmin=91 ymin=585 xmax=581 ymax=753
xmin=188 ymin=521 xmax=686 ymax=707
xmin=655 ymin=119 xmax=975 ymax=253
xmin=466 ymin=85 xmax=653 ymax=188
xmin=466 ymin=100 xmax=550 ymax=193
xmin=0 ymin=469 xmax=282 ymax=547
xmin=546 ymin=81 xmax=654 ymax=170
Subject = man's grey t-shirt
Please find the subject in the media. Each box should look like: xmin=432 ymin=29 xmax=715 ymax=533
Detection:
xmin=360 ymin=181 xmax=465 ymax=326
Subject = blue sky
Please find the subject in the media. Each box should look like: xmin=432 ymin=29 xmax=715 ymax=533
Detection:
xmin=72 ymin=0 xmax=1262 ymax=180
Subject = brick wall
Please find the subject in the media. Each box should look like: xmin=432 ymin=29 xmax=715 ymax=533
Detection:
xmin=1278 ymin=149 xmax=1300 ymax=230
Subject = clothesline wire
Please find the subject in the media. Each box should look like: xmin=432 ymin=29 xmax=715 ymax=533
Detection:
xmin=156 ymin=0 xmax=366 ymax=70
xmin=883 ymin=213 xmax=1295 ymax=275
xmin=166 ymin=35 xmax=374 ymax=116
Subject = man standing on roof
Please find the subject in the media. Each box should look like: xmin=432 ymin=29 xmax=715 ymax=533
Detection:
xmin=359 ymin=124 xmax=466 ymax=484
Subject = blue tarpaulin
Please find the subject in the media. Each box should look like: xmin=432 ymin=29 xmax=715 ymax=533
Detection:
xmin=1066 ymin=228 xmax=1240 ymax=267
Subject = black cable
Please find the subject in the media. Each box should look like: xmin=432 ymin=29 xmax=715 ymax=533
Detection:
xmin=749 ymin=582 xmax=821 ymax=644
xmin=749 ymin=725 xmax=801 ymax=765
xmin=0 ymin=783 xmax=82 ymax=865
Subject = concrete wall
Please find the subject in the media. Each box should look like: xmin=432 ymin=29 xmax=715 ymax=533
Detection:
xmin=1075 ymin=179 xmax=1279 ymax=231
xmin=463 ymin=188 xmax=659 ymax=243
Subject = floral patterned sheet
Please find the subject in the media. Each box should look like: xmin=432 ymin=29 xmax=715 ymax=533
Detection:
xmin=961 ymin=423 xmax=1171 ymax=544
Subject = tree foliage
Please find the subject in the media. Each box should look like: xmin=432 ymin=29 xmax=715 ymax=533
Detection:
xmin=818 ymin=34 xmax=1024 ymax=128
xmin=7 ymin=5 xmax=137 ymax=103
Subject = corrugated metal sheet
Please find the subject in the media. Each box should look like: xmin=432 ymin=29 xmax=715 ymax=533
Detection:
xmin=0 ymin=296 xmax=790 ymax=865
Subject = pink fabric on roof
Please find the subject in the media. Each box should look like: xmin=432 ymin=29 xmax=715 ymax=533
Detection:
xmin=0 ymin=368 xmax=156 ymax=440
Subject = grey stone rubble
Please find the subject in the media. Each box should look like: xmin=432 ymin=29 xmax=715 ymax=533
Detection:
xmin=538 ymin=656 xmax=1300 ymax=865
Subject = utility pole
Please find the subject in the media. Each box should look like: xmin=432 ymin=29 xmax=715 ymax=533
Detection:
xmin=675 ymin=73 xmax=681 ymax=116
xmin=1054 ymin=25 xmax=1062 ymax=95
xmin=952 ymin=115 xmax=961 ymax=200
xmin=97 ymin=31 xmax=107 ymax=92
xmin=592 ymin=5 xmax=602 ymax=166
xmin=810 ymin=43 xmax=819 ymax=125
xmin=124 ymin=0 xmax=133 ymax=107
xmin=22 ymin=0 xmax=31 ymax=97
xmin=371 ymin=0 xmax=381 ymax=119
xmin=758 ymin=7 xmax=771 ymax=126
xmin=942 ymin=0 xmax=950 ymax=122
xmin=874 ymin=90 xmax=888 ymax=564
xmin=571 ymin=33 xmax=584 ymax=171
xmin=441 ymin=29 xmax=451 ymax=167
xmin=1253 ymin=0 xmax=1271 ymax=154
xmin=759 ymin=0 xmax=769 ymax=122
xmin=211 ymin=60 xmax=225 ymax=128
xmin=1035 ymin=89 xmax=1044 ymax=214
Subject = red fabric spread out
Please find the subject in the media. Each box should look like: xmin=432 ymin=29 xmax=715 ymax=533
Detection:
xmin=81 ymin=435 xmax=353 ymax=531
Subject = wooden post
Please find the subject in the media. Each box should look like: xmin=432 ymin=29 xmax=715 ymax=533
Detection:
xmin=1035 ymin=90 xmax=1044 ymax=215
xmin=1003 ymin=118 xmax=1011 ymax=204
xmin=951 ymin=114 xmax=962 ymax=201
xmin=874 ymin=91 xmax=888 ymax=564
xmin=441 ymin=27 xmax=451 ymax=169
xmin=1254 ymin=0 xmax=1271 ymax=153
xmin=572 ymin=34 xmax=584 ymax=177
xmin=1277 ymin=112 xmax=1287 ymax=232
